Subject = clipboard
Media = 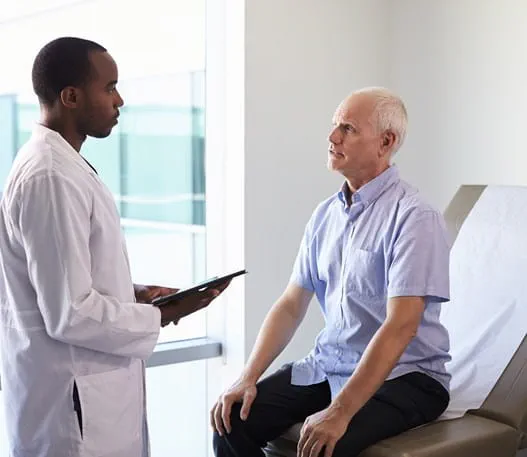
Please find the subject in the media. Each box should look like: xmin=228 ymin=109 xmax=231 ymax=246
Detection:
xmin=151 ymin=269 xmax=247 ymax=307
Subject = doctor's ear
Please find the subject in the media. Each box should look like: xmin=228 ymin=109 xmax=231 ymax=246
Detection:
xmin=60 ymin=87 xmax=79 ymax=108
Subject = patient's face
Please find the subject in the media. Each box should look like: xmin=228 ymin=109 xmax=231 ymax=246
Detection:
xmin=327 ymin=94 xmax=386 ymax=179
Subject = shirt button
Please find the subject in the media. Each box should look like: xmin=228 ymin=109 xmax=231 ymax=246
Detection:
xmin=335 ymin=349 xmax=339 ymax=355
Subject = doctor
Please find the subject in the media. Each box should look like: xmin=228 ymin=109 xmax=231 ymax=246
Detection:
xmin=0 ymin=37 xmax=228 ymax=457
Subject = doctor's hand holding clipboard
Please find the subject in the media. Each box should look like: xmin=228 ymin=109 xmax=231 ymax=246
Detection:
xmin=135 ymin=269 xmax=246 ymax=326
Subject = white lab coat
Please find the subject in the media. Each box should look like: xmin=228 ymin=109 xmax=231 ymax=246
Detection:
xmin=0 ymin=124 xmax=161 ymax=457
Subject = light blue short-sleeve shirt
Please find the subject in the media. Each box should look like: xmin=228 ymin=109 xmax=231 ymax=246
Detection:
xmin=290 ymin=165 xmax=451 ymax=398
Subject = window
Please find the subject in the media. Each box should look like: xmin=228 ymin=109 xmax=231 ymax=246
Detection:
xmin=84 ymin=70 xmax=207 ymax=343
xmin=0 ymin=1 xmax=224 ymax=456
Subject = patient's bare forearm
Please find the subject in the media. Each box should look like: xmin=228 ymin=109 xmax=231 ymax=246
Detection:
xmin=241 ymin=306 xmax=298 ymax=382
xmin=241 ymin=285 xmax=312 ymax=383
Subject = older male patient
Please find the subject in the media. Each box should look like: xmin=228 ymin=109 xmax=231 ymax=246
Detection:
xmin=211 ymin=87 xmax=451 ymax=457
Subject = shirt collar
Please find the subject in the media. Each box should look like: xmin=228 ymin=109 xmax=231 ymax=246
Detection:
xmin=32 ymin=123 xmax=97 ymax=175
xmin=337 ymin=165 xmax=399 ymax=209
xmin=33 ymin=123 xmax=77 ymax=154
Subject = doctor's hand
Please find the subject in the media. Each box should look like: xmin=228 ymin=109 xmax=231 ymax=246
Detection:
xmin=159 ymin=279 xmax=231 ymax=326
xmin=210 ymin=376 xmax=258 ymax=436
xmin=297 ymin=405 xmax=350 ymax=457
xmin=135 ymin=285 xmax=178 ymax=304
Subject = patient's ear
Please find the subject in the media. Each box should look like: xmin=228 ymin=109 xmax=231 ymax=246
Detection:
xmin=380 ymin=131 xmax=396 ymax=157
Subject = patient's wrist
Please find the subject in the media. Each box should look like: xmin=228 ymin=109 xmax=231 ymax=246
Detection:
xmin=330 ymin=395 xmax=359 ymax=422
xmin=240 ymin=370 xmax=259 ymax=385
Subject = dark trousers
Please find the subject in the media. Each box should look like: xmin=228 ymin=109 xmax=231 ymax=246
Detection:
xmin=213 ymin=365 xmax=449 ymax=457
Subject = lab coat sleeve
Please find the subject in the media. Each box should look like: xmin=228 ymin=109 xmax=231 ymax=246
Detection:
xmin=17 ymin=173 xmax=161 ymax=360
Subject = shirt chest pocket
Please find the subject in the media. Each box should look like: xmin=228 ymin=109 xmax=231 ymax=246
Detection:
xmin=345 ymin=248 xmax=386 ymax=301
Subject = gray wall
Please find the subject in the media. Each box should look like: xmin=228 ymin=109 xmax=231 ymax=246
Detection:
xmin=388 ymin=0 xmax=527 ymax=211
xmin=243 ymin=0 xmax=390 ymax=374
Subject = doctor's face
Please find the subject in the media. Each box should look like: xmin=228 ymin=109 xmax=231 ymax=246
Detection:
xmin=76 ymin=51 xmax=124 ymax=138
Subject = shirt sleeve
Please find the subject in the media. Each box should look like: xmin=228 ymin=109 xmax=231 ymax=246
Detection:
xmin=16 ymin=173 xmax=160 ymax=360
xmin=387 ymin=209 xmax=451 ymax=303
xmin=289 ymin=214 xmax=316 ymax=292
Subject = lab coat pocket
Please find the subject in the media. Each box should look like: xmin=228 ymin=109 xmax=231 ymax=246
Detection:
xmin=347 ymin=248 xmax=386 ymax=301
xmin=76 ymin=367 xmax=142 ymax=455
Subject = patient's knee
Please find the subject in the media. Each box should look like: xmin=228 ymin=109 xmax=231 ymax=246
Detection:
xmin=214 ymin=403 xmax=247 ymax=438
xmin=212 ymin=404 xmax=251 ymax=453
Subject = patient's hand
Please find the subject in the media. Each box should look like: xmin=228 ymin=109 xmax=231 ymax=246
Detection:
xmin=210 ymin=377 xmax=258 ymax=436
xmin=298 ymin=405 xmax=349 ymax=457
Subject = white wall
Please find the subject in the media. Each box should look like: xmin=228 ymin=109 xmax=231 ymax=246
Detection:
xmin=387 ymin=3 xmax=527 ymax=455
xmin=210 ymin=1 xmax=392 ymax=396
xmin=242 ymin=0 xmax=390 ymax=372
xmin=387 ymin=0 xmax=527 ymax=211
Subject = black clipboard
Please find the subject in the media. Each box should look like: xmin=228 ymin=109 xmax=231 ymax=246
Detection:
xmin=151 ymin=269 xmax=247 ymax=307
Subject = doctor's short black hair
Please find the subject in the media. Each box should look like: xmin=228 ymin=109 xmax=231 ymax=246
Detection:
xmin=32 ymin=37 xmax=107 ymax=106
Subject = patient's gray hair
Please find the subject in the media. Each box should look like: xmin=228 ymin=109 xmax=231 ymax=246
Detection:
xmin=353 ymin=87 xmax=408 ymax=155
